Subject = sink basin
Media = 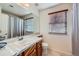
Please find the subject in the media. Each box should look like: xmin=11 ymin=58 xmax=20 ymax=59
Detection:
xmin=7 ymin=41 xmax=30 ymax=54
xmin=17 ymin=40 xmax=31 ymax=46
xmin=7 ymin=43 xmax=23 ymax=53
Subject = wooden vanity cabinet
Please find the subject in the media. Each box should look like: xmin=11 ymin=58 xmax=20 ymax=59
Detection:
xmin=21 ymin=40 xmax=42 ymax=56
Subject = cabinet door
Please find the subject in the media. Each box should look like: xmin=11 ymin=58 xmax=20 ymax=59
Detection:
xmin=23 ymin=44 xmax=37 ymax=56
xmin=36 ymin=40 xmax=42 ymax=56
xmin=29 ymin=49 xmax=36 ymax=56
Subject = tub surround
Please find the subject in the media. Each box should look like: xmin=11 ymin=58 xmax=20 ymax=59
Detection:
xmin=0 ymin=34 xmax=42 ymax=56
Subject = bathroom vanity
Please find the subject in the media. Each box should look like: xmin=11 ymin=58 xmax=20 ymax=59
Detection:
xmin=0 ymin=35 xmax=42 ymax=56
xmin=21 ymin=40 xmax=42 ymax=56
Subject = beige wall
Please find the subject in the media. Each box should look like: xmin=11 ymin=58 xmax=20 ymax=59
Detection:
xmin=40 ymin=4 xmax=73 ymax=55
xmin=30 ymin=4 xmax=39 ymax=17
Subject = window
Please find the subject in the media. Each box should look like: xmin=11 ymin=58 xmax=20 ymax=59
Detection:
xmin=24 ymin=17 xmax=34 ymax=33
xmin=48 ymin=9 xmax=68 ymax=34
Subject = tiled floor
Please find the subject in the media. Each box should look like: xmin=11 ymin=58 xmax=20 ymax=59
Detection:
xmin=42 ymin=49 xmax=61 ymax=56
xmin=42 ymin=49 xmax=69 ymax=56
xmin=47 ymin=50 xmax=61 ymax=56
xmin=47 ymin=50 xmax=72 ymax=56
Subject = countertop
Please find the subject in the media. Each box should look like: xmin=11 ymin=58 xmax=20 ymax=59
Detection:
xmin=0 ymin=34 xmax=42 ymax=56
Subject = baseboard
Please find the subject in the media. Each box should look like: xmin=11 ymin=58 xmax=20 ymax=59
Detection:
xmin=48 ymin=48 xmax=72 ymax=56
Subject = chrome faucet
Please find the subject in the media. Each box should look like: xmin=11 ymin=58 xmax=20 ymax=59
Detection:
xmin=18 ymin=37 xmax=23 ymax=41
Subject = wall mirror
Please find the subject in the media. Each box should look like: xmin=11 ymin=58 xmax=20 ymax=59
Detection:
xmin=0 ymin=3 xmax=40 ymax=40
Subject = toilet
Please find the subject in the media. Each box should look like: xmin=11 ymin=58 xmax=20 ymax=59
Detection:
xmin=42 ymin=42 xmax=48 ymax=56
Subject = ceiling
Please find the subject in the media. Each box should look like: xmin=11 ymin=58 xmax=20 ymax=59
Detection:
xmin=0 ymin=3 xmax=32 ymax=16
xmin=36 ymin=3 xmax=59 ymax=10
xmin=0 ymin=3 xmax=59 ymax=16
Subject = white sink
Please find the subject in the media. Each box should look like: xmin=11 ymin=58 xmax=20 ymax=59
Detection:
xmin=17 ymin=39 xmax=32 ymax=46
